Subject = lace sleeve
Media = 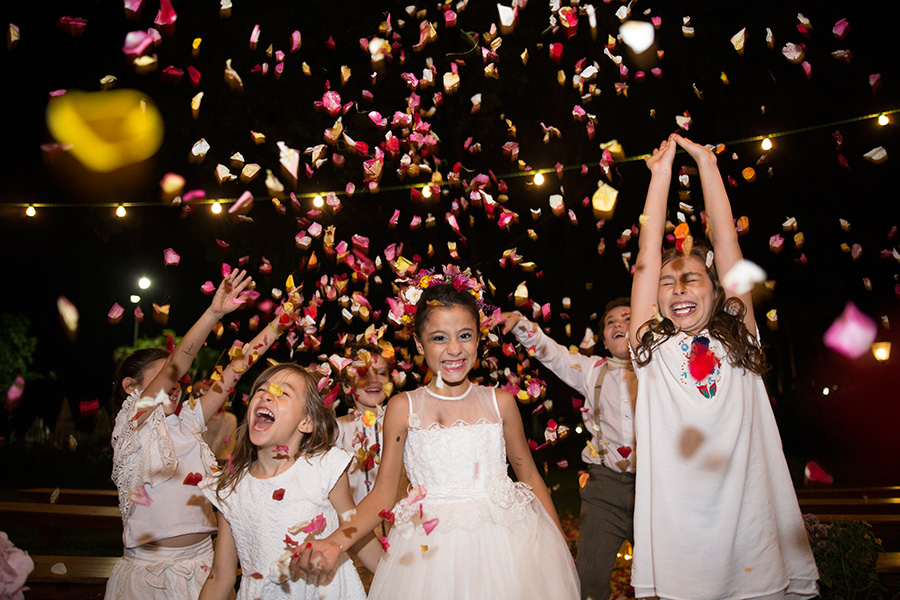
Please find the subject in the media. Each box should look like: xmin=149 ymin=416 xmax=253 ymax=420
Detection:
xmin=110 ymin=390 xmax=177 ymax=522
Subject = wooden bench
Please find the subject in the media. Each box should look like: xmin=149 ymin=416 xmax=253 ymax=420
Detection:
xmin=798 ymin=496 xmax=900 ymax=514
xmin=877 ymin=552 xmax=900 ymax=593
xmin=796 ymin=485 xmax=900 ymax=499
xmin=17 ymin=488 xmax=119 ymax=507
xmin=24 ymin=555 xmax=119 ymax=600
xmin=0 ymin=501 xmax=122 ymax=531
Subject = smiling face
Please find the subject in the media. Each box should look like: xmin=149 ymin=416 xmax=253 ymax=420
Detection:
xmin=658 ymin=255 xmax=716 ymax=336
xmin=415 ymin=305 xmax=479 ymax=394
xmin=125 ymin=358 xmax=182 ymax=405
xmin=345 ymin=354 xmax=389 ymax=410
xmin=248 ymin=369 xmax=313 ymax=451
xmin=602 ymin=305 xmax=631 ymax=359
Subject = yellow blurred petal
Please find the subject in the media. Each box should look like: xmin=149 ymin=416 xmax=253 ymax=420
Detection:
xmin=45 ymin=90 xmax=164 ymax=172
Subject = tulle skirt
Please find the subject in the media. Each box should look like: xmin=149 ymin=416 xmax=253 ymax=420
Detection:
xmin=367 ymin=497 xmax=579 ymax=600
xmin=104 ymin=537 xmax=215 ymax=600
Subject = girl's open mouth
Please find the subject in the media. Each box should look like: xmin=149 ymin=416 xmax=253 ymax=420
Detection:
xmin=253 ymin=407 xmax=276 ymax=431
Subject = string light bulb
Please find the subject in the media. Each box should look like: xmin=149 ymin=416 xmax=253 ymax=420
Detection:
xmin=421 ymin=185 xmax=433 ymax=198
xmin=761 ymin=137 xmax=773 ymax=151
xmin=532 ymin=172 xmax=545 ymax=186
xmin=872 ymin=341 xmax=891 ymax=362
xmin=313 ymin=194 xmax=324 ymax=208
xmin=878 ymin=114 xmax=890 ymax=126
xmin=116 ymin=204 xmax=127 ymax=218
xmin=138 ymin=276 xmax=151 ymax=290
xmin=211 ymin=201 xmax=222 ymax=214
xmin=25 ymin=205 xmax=36 ymax=217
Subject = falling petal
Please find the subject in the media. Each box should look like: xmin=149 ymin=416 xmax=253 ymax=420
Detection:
xmin=823 ymin=302 xmax=877 ymax=359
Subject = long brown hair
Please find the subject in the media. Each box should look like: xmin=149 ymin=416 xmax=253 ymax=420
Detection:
xmin=215 ymin=362 xmax=338 ymax=501
xmin=635 ymin=242 xmax=767 ymax=376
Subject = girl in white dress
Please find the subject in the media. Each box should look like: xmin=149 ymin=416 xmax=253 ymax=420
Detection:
xmin=628 ymin=134 xmax=819 ymax=600
xmin=106 ymin=270 xmax=255 ymax=600
xmin=199 ymin=363 xmax=382 ymax=600
xmin=298 ymin=274 xmax=580 ymax=600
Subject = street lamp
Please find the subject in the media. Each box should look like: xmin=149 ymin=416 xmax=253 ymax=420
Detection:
xmin=133 ymin=278 xmax=150 ymax=344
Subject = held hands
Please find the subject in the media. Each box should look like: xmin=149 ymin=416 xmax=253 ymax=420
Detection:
xmin=289 ymin=539 xmax=342 ymax=582
xmin=209 ymin=269 xmax=251 ymax=317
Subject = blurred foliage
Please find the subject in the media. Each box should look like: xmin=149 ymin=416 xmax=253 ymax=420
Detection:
xmin=0 ymin=314 xmax=38 ymax=393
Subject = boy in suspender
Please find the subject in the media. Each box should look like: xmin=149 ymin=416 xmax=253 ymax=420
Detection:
xmin=503 ymin=298 xmax=636 ymax=600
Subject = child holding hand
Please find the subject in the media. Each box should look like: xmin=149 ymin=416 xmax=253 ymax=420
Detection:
xmin=198 ymin=363 xmax=382 ymax=600
xmin=628 ymin=134 xmax=818 ymax=599
xmin=297 ymin=271 xmax=580 ymax=600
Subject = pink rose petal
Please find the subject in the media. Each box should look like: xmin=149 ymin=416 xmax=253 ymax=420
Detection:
xmin=822 ymin=301 xmax=877 ymax=359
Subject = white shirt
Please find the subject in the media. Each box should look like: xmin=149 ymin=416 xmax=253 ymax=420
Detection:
xmin=512 ymin=318 xmax=637 ymax=473
xmin=335 ymin=409 xmax=384 ymax=505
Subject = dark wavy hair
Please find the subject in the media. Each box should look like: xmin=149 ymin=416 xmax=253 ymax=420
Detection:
xmin=111 ymin=348 xmax=169 ymax=415
xmin=413 ymin=283 xmax=480 ymax=341
xmin=635 ymin=242 xmax=767 ymax=376
xmin=215 ymin=362 xmax=337 ymax=501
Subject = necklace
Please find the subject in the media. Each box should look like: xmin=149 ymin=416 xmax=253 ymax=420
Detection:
xmin=423 ymin=381 xmax=473 ymax=401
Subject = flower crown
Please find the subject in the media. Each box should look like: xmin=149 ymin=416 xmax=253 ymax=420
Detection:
xmin=389 ymin=265 xmax=497 ymax=329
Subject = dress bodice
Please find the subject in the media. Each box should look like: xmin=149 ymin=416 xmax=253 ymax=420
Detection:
xmin=393 ymin=385 xmax=533 ymax=530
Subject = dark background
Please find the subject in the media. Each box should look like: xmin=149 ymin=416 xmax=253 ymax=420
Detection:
xmin=1 ymin=0 xmax=898 ymax=489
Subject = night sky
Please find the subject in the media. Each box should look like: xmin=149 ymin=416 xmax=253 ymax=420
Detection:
xmin=1 ymin=0 xmax=898 ymax=485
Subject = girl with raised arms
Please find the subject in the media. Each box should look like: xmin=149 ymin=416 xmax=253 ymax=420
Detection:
xmin=628 ymin=133 xmax=818 ymax=599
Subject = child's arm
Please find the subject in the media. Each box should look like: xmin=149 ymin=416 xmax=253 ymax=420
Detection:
xmin=498 ymin=388 xmax=565 ymax=537
xmin=137 ymin=270 xmax=250 ymax=427
xmin=199 ymin=306 xmax=294 ymax=424
xmin=674 ymin=135 xmax=757 ymax=333
xmin=630 ymin=135 xmax=678 ymax=350
xmin=501 ymin=311 xmax=604 ymax=399
xmin=296 ymin=393 xmax=409 ymax=574
xmin=199 ymin=513 xmax=238 ymax=600
xmin=328 ymin=470 xmax=383 ymax=573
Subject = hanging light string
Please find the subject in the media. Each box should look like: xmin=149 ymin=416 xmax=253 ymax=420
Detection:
xmin=13 ymin=108 xmax=897 ymax=211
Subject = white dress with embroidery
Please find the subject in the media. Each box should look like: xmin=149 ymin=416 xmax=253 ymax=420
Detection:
xmin=200 ymin=447 xmax=366 ymax=600
xmin=631 ymin=332 xmax=819 ymax=600
xmin=366 ymin=384 xmax=579 ymax=600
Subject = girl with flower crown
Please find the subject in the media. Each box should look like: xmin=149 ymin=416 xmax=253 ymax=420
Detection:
xmin=628 ymin=134 xmax=818 ymax=599
xmin=296 ymin=271 xmax=580 ymax=600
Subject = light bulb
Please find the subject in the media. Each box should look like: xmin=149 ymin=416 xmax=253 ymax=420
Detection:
xmin=422 ymin=185 xmax=433 ymax=198
xmin=138 ymin=277 xmax=151 ymax=290
xmin=116 ymin=205 xmax=127 ymax=218
xmin=313 ymin=194 xmax=324 ymax=208
xmin=25 ymin=206 xmax=36 ymax=217
xmin=211 ymin=201 xmax=222 ymax=214
xmin=878 ymin=114 xmax=890 ymax=126
xmin=761 ymin=137 xmax=773 ymax=151
xmin=533 ymin=172 xmax=545 ymax=186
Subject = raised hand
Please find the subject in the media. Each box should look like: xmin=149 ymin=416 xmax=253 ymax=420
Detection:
xmin=673 ymin=134 xmax=717 ymax=167
xmin=500 ymin=311 xmax=523 ymax=335
xmin=644 ymin=133 xmax=678 ymax=175
xmin=210 ymin=269 xmax=250 ymax=317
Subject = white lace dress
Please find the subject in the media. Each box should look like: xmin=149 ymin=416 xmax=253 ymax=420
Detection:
xmin=200 ymin=448 xmax=366 ymax=600
xmin=366 ymin=384 xmax=580 ymax=600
